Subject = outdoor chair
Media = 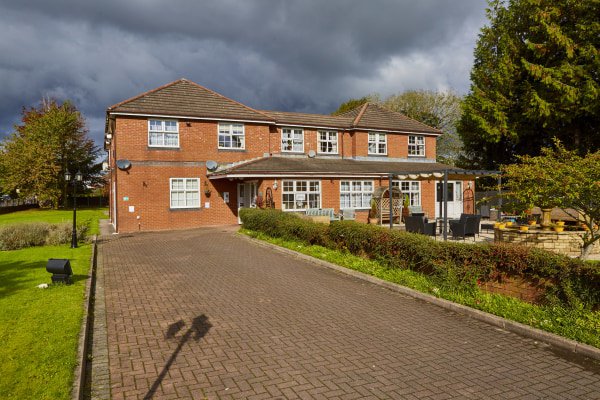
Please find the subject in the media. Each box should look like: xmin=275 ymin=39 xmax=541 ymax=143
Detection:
xmin=404 ymin=215 xmax=436 ymax=237
xmin=339 ymin=208 xmax=356 ymax=221
xmin=449 ymin=214 xmax=481 ymax=240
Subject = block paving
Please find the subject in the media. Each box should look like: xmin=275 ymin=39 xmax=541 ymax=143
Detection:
xmin=97 ymin=227 xmax=600 ymax=399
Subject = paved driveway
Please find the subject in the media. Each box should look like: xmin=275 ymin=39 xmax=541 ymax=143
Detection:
xmin=97 ymin=228 xmax=600 ymax=399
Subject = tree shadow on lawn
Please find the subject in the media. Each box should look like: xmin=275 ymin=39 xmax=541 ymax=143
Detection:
xmin=0 ymin=259 xmax=87 ymax=298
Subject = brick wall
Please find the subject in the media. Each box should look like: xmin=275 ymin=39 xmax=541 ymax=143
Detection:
xmin=109 ymin=115 xmax=444 ymax=232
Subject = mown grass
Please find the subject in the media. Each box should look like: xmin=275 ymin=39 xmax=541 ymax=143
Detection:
xmin=241 ymin=229 xmax=600 ymax=348
xmin=0 ymin=208 xmax=106 ymax=399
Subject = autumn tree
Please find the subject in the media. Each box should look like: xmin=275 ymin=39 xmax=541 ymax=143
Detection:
xmin=459 ymin=0 xmax=600 ymax=170
xmin=502 ymin=141 xmax=600 ymax=259
xmin=0 ymin=99 xmax=100 ymax=208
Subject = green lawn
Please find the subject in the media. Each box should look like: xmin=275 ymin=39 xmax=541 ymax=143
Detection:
xmin=0 ymin=208 xmax=106 ymax=399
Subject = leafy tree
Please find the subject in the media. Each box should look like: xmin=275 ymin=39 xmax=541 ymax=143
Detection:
xmin=383 ymin=90 xmax=463 ymax=165
xmin=459 ymin=0 xmax=600 ymax=170
xmin=502 ymin=141 xmax=600 ymax=259
xmin=334 ymin=90 xmax=464 ymax=165
xmin=0 ymin=99 xmax=100 ymax=208
xmin=332 ymin=95 xmax=377 ymax=116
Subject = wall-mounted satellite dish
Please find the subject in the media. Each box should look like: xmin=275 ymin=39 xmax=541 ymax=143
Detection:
xmin=307 ymin=150 xmax=316 ymax=158
xmin=116 ymin=159 xmax=132 ymax=170
xmin=206 ymin=160 xmax=218 ymax=171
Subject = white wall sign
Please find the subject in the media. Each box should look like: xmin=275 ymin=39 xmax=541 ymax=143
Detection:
xmin=205 ymin=202 xmax=210 ymax=209
xmin=223 ymin=192 xmax=229 ymax=204
xmin=128 ymin=206 xmax=135 ymax=213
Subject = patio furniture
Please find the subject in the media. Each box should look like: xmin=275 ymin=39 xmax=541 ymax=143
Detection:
xmin=306 ymin=208 xmax=340 ymax=222
xmin=339 ymin=208 xmax=356 ymax=221
xmin=404 ymin=215 xmax=436 ymax=237
xmin=449 ymin=214 xmax=481 ymax=240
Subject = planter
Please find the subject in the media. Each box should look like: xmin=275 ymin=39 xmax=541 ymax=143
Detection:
xmin=519 ymin=226 xmax=529 ymax=232
xmin=556 ymin=221 xmax=565 ymax=227
xmin=498 ymin=223 xmax=506 ymax=230
xmin=553 ymin=226 xmax=564 ymax=233
xmin=540 ymin=208 xmax=553 ymax=231
xmin=505 ymin=221 xmax=513 ymax=227
xmin=528 ymin=220 xmax=536 ymax=226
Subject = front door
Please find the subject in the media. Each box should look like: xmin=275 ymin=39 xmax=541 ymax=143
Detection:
xmin=435 ymin=181 xmax=463 ymax=219
xmin=237 ymin=182 xmax=257 ymax=224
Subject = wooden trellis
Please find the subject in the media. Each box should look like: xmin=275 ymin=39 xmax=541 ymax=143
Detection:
xmin=373 ymin=186 xmax=403 ymax=225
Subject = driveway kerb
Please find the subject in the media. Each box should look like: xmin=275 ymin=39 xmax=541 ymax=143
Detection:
xmin=239 ymin=233 xmax=600 ymax=362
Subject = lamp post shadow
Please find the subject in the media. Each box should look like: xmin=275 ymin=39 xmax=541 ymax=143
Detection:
xmin=144 ymin=314 xmax=212 ymax=400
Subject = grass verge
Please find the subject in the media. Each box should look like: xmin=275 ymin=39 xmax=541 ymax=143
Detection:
xmin=241 ymin=229 xmax=600 ymax=349
xmin=0 ymin=208 xmax=105 ymax=235
xmin=0 ymin=208 xmax=106 ymax=399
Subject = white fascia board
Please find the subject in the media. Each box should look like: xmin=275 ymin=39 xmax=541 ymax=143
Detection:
xmin=355 ymin=128 xmax=441 ymax=136
xmin=109 ymin=112 xmax=273 ymax=125
xmin=274 ymin=123 xmax=345 ymax=131
xmin=209 ymin=173 xmax=386 ymax=179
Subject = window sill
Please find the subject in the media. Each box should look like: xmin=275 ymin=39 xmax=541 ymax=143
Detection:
xmin=148 ymin=146 xmax=180 ymax=151
xmin=218 ymin=148 xmax=247 ymax=152
xmin=281 ymin=151 xmax=305 ymax=155
xmin=317 ymin=152 xmax=339 ymax=156
xmin=169 ymin=207 xmax=202 ymax=211
xmin=407 ymin=155 xmax=426 ymax=158
xmin=367 ymin=154 xmax=388 ymax=157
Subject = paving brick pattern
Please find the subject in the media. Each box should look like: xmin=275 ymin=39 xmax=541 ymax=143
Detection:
xmin=99 ymin=228 xmax=600 ymax=399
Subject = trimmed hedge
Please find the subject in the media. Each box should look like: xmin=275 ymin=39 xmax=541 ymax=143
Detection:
xmin=0 ymin=221 xmax=89 ymax=250
xmin=240 ymin=208 xmax=600 ymax=309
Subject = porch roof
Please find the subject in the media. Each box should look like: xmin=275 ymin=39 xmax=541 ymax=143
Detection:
xmin=208 ymin=156 xmax=498 ymax=180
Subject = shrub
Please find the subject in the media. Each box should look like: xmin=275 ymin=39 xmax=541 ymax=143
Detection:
xmin=0 ymin=221 xmax=90 ymax=250
xmin=240 ymin=208 xmax=600 ymax=309
xmin=0 ymin=222 xmax=50 ymax=250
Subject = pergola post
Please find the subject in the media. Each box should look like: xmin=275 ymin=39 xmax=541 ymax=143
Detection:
xmin=388 ymin=173 xmax=393 ymax=229
xmin=443 ymin=169 xmax=448 ymax=241
xmin=497 ymin=175 xmax=502 ymax=218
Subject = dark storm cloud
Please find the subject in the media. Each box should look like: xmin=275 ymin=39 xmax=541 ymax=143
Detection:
xmin=0 ymin=0 xmax=488 ymax=147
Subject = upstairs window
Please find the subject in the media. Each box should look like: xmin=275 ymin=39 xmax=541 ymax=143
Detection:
xmin=170 ymin=178 xmax=200 ymax=208
xmin=148 ymin=120 xmax=179 ymax=148
xmin=282 ymin=128 xmax=304 ymax=152
xmin=368 ymin=132 xmax=387 ymax=155
xmin=318 ymin=130 xmax=338 ymax=154
xmin=218 ymin=123 xmax=245 ymax=149
xmin=408 ymin=135 xmax=425 ymax=156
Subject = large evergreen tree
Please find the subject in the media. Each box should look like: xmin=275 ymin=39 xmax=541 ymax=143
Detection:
xmin=458 ymin=0 xmax=600 ymax=170
xmin=0 ymin=99 xmax=100 ymax=208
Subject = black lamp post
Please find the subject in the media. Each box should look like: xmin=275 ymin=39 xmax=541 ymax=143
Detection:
xmin=65 ymin=170 xmax=83 ymax=248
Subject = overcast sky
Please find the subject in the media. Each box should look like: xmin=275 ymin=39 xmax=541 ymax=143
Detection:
xmin=0 ymin=0 xmax=489 ymax=148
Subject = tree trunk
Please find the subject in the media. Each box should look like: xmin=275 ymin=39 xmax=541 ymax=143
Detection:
xmin=580 ymin=242 xmax=593 ymax=261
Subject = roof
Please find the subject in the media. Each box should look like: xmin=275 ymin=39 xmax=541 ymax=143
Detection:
xmin=337 ymin=103 xmax=442 ymax=134
xmin=107 ymin=79 xmax=274 ymax=122
xmin=210 ymin=157 xmax=494 ymax=180
xmin=107 ymin=79 xmax=442 ymax=135
xmin=259 ymin=110 xmax=352 ymax=129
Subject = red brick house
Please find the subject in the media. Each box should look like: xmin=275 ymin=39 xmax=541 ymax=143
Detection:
xmin=105 ymin=78 xmax=471 ymax=233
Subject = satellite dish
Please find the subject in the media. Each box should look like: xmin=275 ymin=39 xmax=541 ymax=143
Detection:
xmin=206 ymin=160 xmax=218 ymax=171
xmin=308 ymin=150 xmax=316 ymax=158
xmin=116 ymin=159 xmax=132 ymax=170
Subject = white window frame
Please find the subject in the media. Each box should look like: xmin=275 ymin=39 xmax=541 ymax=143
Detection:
xmin=218 ymin=122 xmax=245 ymax=150
xmin=318 ymin=130 xmax=338 ymax=154
xmin=393 ymin=180 xmax=421 ymax=206
xmin=340 ymin=180 xmax=374 ymax=209
xmin=148 ymin=119 xmax=179 ymax=148
xmin=281 ymin=180 xmax=321 ymax=211
xmin=408 ymin=135 xmax=425 ymax=157
xmin=281 ymin=127 xmax=304 ymax=153
xmin=368 ymin=132 xmax=387 ymax=155
xmin=169 ymin=178 xmax=200 ymax=209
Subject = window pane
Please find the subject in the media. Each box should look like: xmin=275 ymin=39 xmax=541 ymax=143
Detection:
xmin=341 ymin=181 xmax=350 ymax=191
xmin=186 ymin=179 xmax=198 ymax=190
xmin=297 ymin=181 xmax=307 ymax=191
xmin=165 ymin=133 xmax=178 ymax=146
xmin=283 ymin=181 xmax=293 ymax=192
xmin=171 ymin=179 xmax=183 ymax=190
xmin=149 ymin=132 xmax=162 ymax=146
xmin=164 ymin=121 xmax=177 ymax=131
